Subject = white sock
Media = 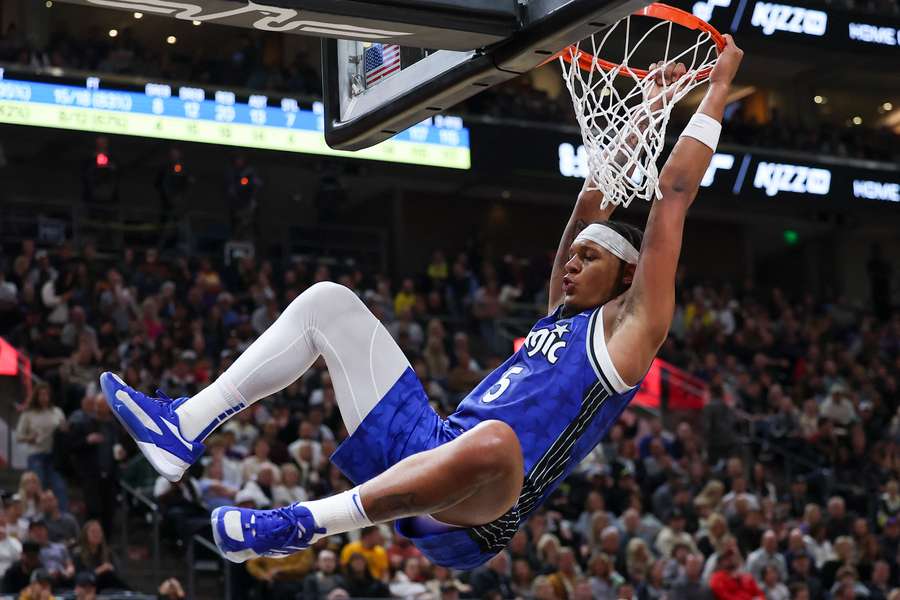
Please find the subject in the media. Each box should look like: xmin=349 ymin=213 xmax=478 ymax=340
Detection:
xmin=176 ymin=376 xmax=246 ymax=441
xmin=303 ymin=486 xmax=373 ymax=539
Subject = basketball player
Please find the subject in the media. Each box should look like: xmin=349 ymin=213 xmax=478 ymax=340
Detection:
xmin=100 ymin=36 xmax=743 ymax=568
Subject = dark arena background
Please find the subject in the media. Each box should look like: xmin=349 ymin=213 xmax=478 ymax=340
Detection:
xmin=0 ymin=0 xmax=898 ymax=599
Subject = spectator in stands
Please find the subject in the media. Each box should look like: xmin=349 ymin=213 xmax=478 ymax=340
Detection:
xmin=15 ymin=473 xmax=42 ymax=522
xmin=709 ymin=546 xmax=763 ymax=600
xmin=15 ymin=386 xmax=68 ymax=511
xmin=339 ymin=527 xmax=388 ymax=582
xmin=388 ymin=555 xmax=430 ymax=599
xmin=302 ymin=549 xmax=345 ymax=600
xmin=272 ymin=463 xmax=307 ymax=506
xmin=73 ymin=571 xmax=97 ymax=600
xmin=341 ymin=552 xmax=390 ymax=598
xmin=38 ymin=492 xmax=77 ymax=551
xmin=1 ymin=540 xmax=41 ymax=596
xmin=4 ymin=498 xmax=28 ymax=542
xmin=245 ymin=547 xmax=313 ymax=600
xmin=238 ymin=463 xmax=278 ymax=509
xmin=0 ymin=512 xmax=23 ymax=579
xmin=17 ymin=568 xmax=54 ymax=600
xmin=27 ymin=521 xmax=73 ymax=590
xmin=670 ymin=553 xmax=712 ymax=600
xmin=746 ymin=529 xmax=787 ymax=583
xmin=470 ymin=550 xmax=515 ymax=598
xmin=74 ymin=520 xmax=127 ymax=592
xmin=655 ymin=508 xmax=699 ymax=558
xmin=760 ymin=564 xmax=790 ymax=600
xmin=68 ymin=397 xmax=121 ymax=533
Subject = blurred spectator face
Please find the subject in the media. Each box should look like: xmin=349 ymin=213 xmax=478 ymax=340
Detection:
xmin=600 ymin=526 xmax=620 ymax=554
xmin=558 ymin=548 xmax=576 ymax=574
xmin=531 ymin=577 xmax=554 ymax=600
xmin=29 ymin=523 xmax=49 ymax=545
xmin=348 ymin=553 xmax=367 ymax=577
xmin=685 ymin=554 xmax=703 ymax=580
xmin=764 ymin=564 xmax=780 ymax=586
xmin=873 ymin=561 xmax=889 ymax=585
xmin=95 ymin=398 xmax=111 ymax=419
xmin=618 ymin=583 xmax=635 ymax=599
xmin=361 ymin=527 xmax=382 ymax=549
xmin=253 ymin=439 xmax=269 ymax=460
xmin=39 ymin=491 xmax=59 ymax=516
xmin=35 ymin=386 xmax=52 ymax=410
xmin=299 ymin=421 xmax=316 ymax=440
xmin=762 ymin=530 xmax=777 ymax=553
xmin=257 ymin=467 xmax=275 ymax=488
xmin=86 ymin=521 xmax=104 ymax=547
xmin=22 ymin=472 xmax=41 ymax=496
xmin=206 ymin=461 xmax=224 ymax=481
xmin=488 ymin=550 xmax=509 ymax=574
xmin=617 ymin=510 xmax=638 ymax=534
xmin=572 ymin=580 xmax=592 ymax=600
xmin=828 ymin=497 xmax=845 ymax=519
xmin=281 ymin=464 xmax=299 ymax=487
xmin=791 ymin=553 xmax=810 ymax=576
xmin=317 ymin=549 xmax=337 ymax=574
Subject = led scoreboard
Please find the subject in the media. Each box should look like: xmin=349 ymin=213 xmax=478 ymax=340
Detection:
xmin=0 ymin=70 xmax=470 ymax=170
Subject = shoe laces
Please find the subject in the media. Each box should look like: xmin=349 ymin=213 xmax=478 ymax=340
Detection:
xmin=256 ymin=505 xmax=323 ymax=546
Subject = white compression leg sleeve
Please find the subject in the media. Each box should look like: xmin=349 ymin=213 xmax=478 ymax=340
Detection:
xmin=175 ymin=282 xmax=411 ymax=441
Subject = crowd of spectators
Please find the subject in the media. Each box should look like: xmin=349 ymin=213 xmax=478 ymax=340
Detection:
xmin=0 ymin=219 xmax=897 ymax=600
xmin=0 ymin=23 xmax=320 ymax=96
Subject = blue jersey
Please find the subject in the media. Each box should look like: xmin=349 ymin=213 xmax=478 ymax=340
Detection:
xmin=447 ymin=303 xmax=642 ymax=552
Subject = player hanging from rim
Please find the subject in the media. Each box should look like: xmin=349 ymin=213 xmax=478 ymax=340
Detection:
xmin=100 ymin=37 xmax=743 ymax=569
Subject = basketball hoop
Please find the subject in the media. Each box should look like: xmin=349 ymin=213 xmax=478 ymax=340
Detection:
xmin=558 ymin=3 xmax=726 ymax=208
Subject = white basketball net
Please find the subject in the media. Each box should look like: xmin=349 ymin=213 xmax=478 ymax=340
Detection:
xmin=560 ymin=13 xmax=720 ymax=208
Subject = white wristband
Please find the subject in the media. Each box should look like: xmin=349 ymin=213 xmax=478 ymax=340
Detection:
xmin=679 ymin=113 xmax=721 ymax=151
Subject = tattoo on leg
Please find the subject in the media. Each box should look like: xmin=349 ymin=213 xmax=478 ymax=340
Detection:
xmin=366 ymin=493 xmax=418 ymax=519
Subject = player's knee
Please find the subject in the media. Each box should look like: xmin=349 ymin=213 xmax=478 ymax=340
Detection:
xmin=291 ymin=281 xmax=359 ymax=316
xmin=470 ymin=420 xmax=523 ymax=478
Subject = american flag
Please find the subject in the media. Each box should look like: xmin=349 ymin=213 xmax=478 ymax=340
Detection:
xmin=364 ymin=43 xmax=401 ymax=87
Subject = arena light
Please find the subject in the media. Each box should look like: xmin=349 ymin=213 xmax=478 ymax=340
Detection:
xmin=883 ymin=102 xmax=893 ymax=111
xmin=192 ymin=20 xmax=201 ymax=26
xmin=133 ymin=11 xmax=142 ymax=18
xmin=813 ymin=95 xmax=826 ymax=104
xmin=852 ymin=115 xmax=863 ymax=125
xmin=45 ymin=0 xmax=53 ymax=7
xmin=109 ymin=29 xmax=118 ymax=38
xmin=166 ymin=36 xmax=177 ymax=45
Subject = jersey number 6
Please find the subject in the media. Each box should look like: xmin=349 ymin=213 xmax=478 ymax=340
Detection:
xmin=481 ymin=366 xmax=525 ymax=403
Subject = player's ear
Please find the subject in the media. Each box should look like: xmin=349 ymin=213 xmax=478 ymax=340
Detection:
xmin=622 ymin=263 xmax=637 ymax=287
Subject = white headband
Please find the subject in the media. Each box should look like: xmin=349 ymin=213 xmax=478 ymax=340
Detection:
xmin=574 ymin=223 xmax=640 ymax=265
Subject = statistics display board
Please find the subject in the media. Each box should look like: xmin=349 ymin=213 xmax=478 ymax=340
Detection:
xmin=0 ymin=72 xmax=470 ymax=170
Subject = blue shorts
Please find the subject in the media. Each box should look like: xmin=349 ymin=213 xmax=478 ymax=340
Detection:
xmin=330 ymin=367 xmax=512 ymax=570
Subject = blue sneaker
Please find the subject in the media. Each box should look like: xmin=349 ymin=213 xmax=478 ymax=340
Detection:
xmin=211 ymin=503 xmax=326 ymax=563
xmin=99 ymin=371 xmax=205 ymax=482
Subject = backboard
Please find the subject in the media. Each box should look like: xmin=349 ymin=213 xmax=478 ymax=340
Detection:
xmin=58 ymin=0 xmax=652 ymax=149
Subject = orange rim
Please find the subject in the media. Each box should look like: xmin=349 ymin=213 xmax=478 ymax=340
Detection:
xmin=553 ymin=3 xmax=726 ymax=80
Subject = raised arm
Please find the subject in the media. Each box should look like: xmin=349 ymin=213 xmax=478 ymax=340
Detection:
xmin=547 ymin=180 xmax=615 ymax=314
xmin=607 ymin=36 xmax=744 ymax=385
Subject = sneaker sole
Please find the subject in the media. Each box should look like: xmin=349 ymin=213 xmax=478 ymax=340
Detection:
xmin=100 ymin=373 xmax=190 ymax=483
xmin=210 ymin=507 xmax=260 ymax=563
